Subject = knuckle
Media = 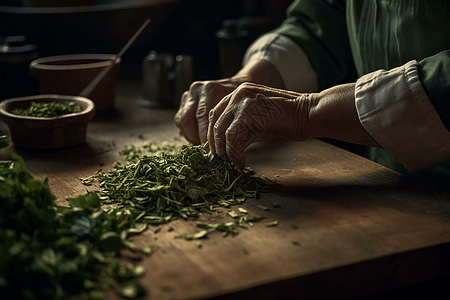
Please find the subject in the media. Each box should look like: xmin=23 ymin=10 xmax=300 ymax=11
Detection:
xmin=202 ymin=81 xmax=214 ymax=90
xmin=174 ymin=109 xmax=186 ymax=125
xmin=208 ymin=109 xmax=216 ymax=121
xmin=195 ymin=103 xmax=208 ymax=119
xmin=174 ymin=113 xmax=181 ymax=125
xmin=231 ymin=83 xmax=254 ymax=102
xmin=189 ymin=81 xmax=203 ymax=91
xmin=202 ymin=81 xmax=220 ymax=94
xmin=213 ymin=121 xmax=221 ymax=132
xmin=224 ymin=129 xmax=234 ymax=142
xmin=180 ymin=91 xmax=189 ymax=104
xmin=236 ymin=82 xmax=252 ymax=92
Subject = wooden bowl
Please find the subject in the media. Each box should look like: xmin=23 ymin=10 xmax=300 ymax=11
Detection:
xmin=0 ymin=94 xmax=95 ymax=149
xmin=29 ymin=54 xmax=120 ymax=113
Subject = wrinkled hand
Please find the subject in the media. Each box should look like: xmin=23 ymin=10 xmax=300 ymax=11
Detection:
xmin=174 ymin=78 xmax=244 ymax=145
xmin=206 ymin=82 xmax=379 ymax=170
xmin=174 ymin=60 xmax=286 ymax=145
xmin=207 ymin=83 xmax=314 ymax=169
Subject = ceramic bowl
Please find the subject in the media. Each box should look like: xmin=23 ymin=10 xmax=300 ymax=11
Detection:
xmin=29 ymin=54 xmax=120 ymax=113
xmin=0 ymin=94 xmax=95 ymax=149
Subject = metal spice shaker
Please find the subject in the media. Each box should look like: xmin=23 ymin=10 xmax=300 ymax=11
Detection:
xmin=216 ymin=19 xmax=250 ymax=78
xmin=174 ymin=54 xmax=194 ymax=109
xmin=139 ymin=51 xmax=174 ymax=108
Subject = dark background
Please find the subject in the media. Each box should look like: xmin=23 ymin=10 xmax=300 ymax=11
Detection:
xmin=0 ymin=0 xmax=292 ymax=100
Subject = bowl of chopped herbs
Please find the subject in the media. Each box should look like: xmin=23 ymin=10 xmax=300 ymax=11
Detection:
xmin=0 ymin=94 xmax=95 ymax=149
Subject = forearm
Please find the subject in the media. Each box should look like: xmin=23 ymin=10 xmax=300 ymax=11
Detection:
xmin=231 ymin=59 xmax=285 ymax=90
xmin=242 ymin=33 xmax=318 ymax=93
xmin=308 ymin=83 xmax=381 ymax=147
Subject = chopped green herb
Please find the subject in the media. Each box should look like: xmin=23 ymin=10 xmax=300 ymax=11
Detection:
xmin=266 ymin=221 xmax=278 ymax=227
xmin=228 ymin=211 xmax=239 ymax=218
xmin=10 ymin=101 xmax=82 ymax=118
xmin=0 ymin=135 xmax=11 ymax=149
xmin=117 ymin=280 xmax=146 ymax=299
xmin=141 ymin=245 xmax=158 ymax=254
xmin=257 ymin=205 xmax=269 ymax=211
xmin=238 ymin=207 xmax=248 ymax=214
xmin=175 ymin=230 xmax=208 ymax=240
xmin=195 ymin=214 xmax=266 ymax=237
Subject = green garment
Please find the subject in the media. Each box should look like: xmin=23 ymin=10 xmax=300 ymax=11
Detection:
xmin=271 ymin=0 xmax=450 ymax=192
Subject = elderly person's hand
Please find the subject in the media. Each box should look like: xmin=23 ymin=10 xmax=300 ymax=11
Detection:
xmin=208 ymin=82 xmax=381 ymax=169
xmin=174 ymin=60 xmax=285 ymax=145
xmin=174 ymin=78 xmax=241 ymax=145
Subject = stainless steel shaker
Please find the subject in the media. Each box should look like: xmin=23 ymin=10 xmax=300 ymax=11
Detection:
xmin=139 ymin=51 xmax=193 ymax=109
xmin=174 ymin=54 xmax=194 ymax=109
xmin=139 ymin=51 xmax=173 ymax=108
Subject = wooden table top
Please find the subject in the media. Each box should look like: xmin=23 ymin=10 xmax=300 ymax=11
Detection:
xmin=1 ymin=80 xmax=450 ymax=300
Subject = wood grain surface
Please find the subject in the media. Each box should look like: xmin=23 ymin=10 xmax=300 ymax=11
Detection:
xmin=1 ymin=80 xmax=450 ymax=300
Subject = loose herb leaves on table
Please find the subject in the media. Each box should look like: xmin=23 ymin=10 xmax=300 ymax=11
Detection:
xmin=0 ymin=142 xmax=275 ymax=300
xmin=82 ymin=143 xmax=274 ymax=235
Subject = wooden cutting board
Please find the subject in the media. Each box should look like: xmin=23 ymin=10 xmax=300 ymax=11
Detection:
xmin=2 ymin=81 xmax=450 ymax=299
xmin=103 ymin=138 xmax=450 ymax=300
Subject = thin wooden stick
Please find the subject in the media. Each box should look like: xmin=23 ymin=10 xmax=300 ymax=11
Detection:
xmin=79 ymin=18 xmax=150 ymax=98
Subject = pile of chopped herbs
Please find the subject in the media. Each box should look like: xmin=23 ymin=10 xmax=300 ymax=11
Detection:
xmin=0 ymin=140 xmax=274 ymax=300
xmin=10 ymin=101 xmax=82 ymax=118
xmin=82 ymin=143 xmax=274 ymax=238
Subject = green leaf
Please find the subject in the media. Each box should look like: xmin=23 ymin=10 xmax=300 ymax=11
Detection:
xmin=238 ymin=207 xmax=248 ymax=214
xmin=71 ymin=216 xmax=96 ymax=237
xmin=228 ymin=211 xmax=239 ymax=218
xmin=126 ymin=265 xmax=145 ymax=277
xmin=193 ymin=230 xmax=208 ymax=239
xmin=141 ymin=245 xmax=158 ymax=254
xmin=175 ymin=230 xmax=208 ymax=240
xmin=41 ymin=248 xmax=58 ymax=266
xmin=257 ymin=205 xmax=269 ymax=211
xmin=99 ymin=232 xmax=123 ymax=252
xmin=266 ymin=221 xmax=278 ymax=227
xmin=68 ymin=192 xmax=101 ymax=209
xmin=0 ymin=135 xmax=11 ymax=149
xmin=117 ymin=281 xmax=146 ymax=299
xmin=126 ymin=223 xmax=147 ymax=235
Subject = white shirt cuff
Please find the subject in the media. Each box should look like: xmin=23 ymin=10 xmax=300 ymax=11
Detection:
xmin=355 ymin=60 xmax=450 ymax=170
xmin=243 ymin=33 xmax=318 ymax=93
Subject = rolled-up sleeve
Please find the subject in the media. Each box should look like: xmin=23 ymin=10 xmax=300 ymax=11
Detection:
xmin=355 ymin=60 xmax=450 ymax=170
xmin=243 ymin=33 xmax=318 ymax=93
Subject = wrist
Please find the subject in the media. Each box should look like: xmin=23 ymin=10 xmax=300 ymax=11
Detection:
xmin=308 ymin=83 xmax=381 ymax=147
xmin=232 ymin=60 xmax=285 ymax=89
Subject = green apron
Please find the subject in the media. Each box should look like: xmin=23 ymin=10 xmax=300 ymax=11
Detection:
xmin=271 ymin=0 xmax=450 ymax=192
